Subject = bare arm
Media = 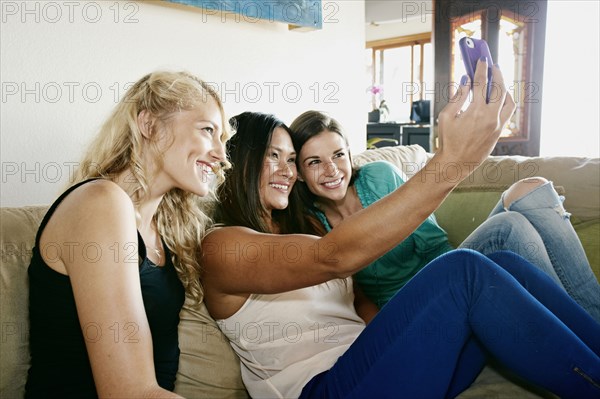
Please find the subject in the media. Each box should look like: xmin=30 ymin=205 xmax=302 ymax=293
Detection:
xmin=44 ymin=181 xmax=181 ymax=398
xmin=202 ymin=61 xmax=515 ymax=302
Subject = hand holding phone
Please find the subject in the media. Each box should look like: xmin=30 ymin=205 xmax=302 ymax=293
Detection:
xmin=459 ymin=37 xmax=494 ymax=103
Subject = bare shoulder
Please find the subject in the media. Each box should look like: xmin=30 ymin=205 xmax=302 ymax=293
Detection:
xmin=41 ymin=180 xmax=137 ymax=272
xmin=201 ymin=226 xmax=254 ymax=266
xmin=68 ymin=179 xmax=132 ymax=210
xmin=52 ymin=180 xmax=134 ymax=225
xmin=200 ymin=225 xmax=282 ymax=267
xmin=203 ymin=225 xmax=262 ymax=243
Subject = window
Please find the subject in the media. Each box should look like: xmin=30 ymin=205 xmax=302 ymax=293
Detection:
xmin=366 ymin=33 xmax=432 ymax=122
xmin=451 ymin=11 xmax=531 ymax=139
xmin=540 ymin=0 xmax=599 ymax=157
xmin=498 ymin=16 xmax=527 ymax=137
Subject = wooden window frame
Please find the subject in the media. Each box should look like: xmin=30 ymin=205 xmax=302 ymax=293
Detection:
xmin=366 ymin=33 xmax=432 ymax=110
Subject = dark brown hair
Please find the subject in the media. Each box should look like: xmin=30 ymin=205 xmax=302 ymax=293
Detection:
xmin=215 ymin=112 xmax=321 ymax=235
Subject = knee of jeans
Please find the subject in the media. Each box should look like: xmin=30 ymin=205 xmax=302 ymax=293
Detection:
xmin=439 ymin=249 xmax=485 ymax=268
xmin=503 ymin=177 xmax=549 ymax=208
xmin=486 ymin=249 xmax=529 ymax=265
xmin=490 ymin=211 xmax=532 ymax=230
xmin=461 ymin=212 xmax=541 ymax=256
xmin=438 ymin=249 xmax=499 ymax=278
xmin=474 ymin=211 xmax=534 ymax=238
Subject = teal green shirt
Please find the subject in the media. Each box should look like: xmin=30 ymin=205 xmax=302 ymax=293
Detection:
xmin=314 ymin=161 xmax=455 ymax=307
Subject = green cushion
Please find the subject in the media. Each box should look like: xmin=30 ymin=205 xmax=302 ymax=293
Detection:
xmin=435 ymin=190 xmax=503 ymax=247
xmin=436 ymin=190 xmax=600 ymax=283
xmin=573 ymin=219 xmax=600 ymax=282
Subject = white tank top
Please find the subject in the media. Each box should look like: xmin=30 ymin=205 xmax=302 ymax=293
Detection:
xmin=217 ymin=278 xmax=365 ymax=399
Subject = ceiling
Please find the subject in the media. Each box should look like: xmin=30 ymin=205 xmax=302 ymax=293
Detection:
xmin=365 ymin=0 xmax=433 ymax=24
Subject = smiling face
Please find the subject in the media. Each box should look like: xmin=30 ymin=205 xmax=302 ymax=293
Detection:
xmin=259 ymin=127 xmax=297 ymax=212
xmin=156 ymin=97 xmax=226 ymax=197
xmin=298 ymin=130 xmax=352 ymax=202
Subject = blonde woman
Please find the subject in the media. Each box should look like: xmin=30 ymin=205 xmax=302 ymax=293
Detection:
xmin=25 ymin=71 xmax=229 ymax=398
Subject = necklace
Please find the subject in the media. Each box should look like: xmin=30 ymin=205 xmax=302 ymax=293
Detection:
xmin=145 ymin=240 xmax=164 ymax=264
xmin=139 ymin=217 xmax=165 ymax=265
xmin=147 ymin=245 xmax=163 ymax=258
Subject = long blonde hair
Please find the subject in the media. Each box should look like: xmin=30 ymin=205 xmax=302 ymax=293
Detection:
xmin=71 ymin=70 xmax=230 ymax=304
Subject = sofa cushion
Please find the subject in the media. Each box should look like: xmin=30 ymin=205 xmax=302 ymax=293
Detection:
xmin=457 ymin=365 xmax=557 ymax=399
xmin=174 ymin=297 xmax=248 ymax=398
xmin=353 ymin=144 xmax=429 ymax=180
xmin=435 ymin=185 xmax=566 ymax=242
xmin=573 ymin=219 xmax=600 ymax=280
xmin=458 ymin=156 xmax=600 ymax=222
xmin=435 ymin=187 xmax=507 ymax=247
xmin=1 ymin=206 xmax=47 ymax=398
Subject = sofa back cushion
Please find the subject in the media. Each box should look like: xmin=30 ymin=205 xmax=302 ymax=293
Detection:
xmin=355 ymin=146 xmax=600 ymax=223
xmin=455 ymin=155 xmax=600 ymax=223
xmin=353 ymin=144 xmax=430 ymax=180
xmin=1 ymin=206 xmax=46 ymax=397
xmin=175 ymin=298 xmax=248 ymax=398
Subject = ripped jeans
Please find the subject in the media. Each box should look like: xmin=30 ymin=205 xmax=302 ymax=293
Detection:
xmin=459 ymin=181 xmax=600 ymax=322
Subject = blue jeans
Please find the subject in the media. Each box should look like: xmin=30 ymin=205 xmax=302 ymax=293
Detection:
xmin=459 ymin=181 xmax=600 ymax=322
xmin=299 ymin=250 xmax=600 ymax=399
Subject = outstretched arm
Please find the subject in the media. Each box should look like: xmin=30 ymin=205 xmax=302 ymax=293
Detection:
xmin=202 ymin=61 xmax=515 ymax=303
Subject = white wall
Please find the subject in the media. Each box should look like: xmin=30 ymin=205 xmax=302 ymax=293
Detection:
xmin=0 ymin=0 xmax=366 ymax=206
xmin=366 ymin=15 xmax=432 ymax=42
xmin=540 ymin=0 xmax=600 ymax=158
xmin=365 ymin=0 xmax=432 ymax=41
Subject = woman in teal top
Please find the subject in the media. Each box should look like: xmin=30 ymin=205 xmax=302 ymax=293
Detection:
xmin=290 ymin=110 xmax=600 ymax=321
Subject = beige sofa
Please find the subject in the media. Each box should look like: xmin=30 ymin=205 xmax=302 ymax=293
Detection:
xmin=1 ymin=145 xmax=598 ymax=398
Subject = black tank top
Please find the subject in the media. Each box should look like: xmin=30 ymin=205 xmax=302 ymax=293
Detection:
xmin=25 ymin=179 xmax=185 ymax=398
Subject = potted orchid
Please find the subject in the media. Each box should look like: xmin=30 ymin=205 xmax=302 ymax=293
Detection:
xmin=367 ymin=85 xmax=385 ymax=122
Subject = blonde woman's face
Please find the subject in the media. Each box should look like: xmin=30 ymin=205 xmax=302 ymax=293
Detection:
xmin=157 ymin=97 xmax=226 ymax=197
xmin=298 ymin=131 xmax=352 ymax=202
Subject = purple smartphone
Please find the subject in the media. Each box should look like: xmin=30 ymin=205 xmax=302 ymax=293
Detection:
xmin=459 ymin=37 xmax=494 ymax=103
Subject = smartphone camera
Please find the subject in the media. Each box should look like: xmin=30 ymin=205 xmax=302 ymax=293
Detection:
xmin=465 ymin=38 xmax=475 ymax=49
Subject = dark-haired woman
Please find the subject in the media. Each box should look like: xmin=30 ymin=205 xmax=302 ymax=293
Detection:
xmin=200 ymin=63 xmax=600 ymax=399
